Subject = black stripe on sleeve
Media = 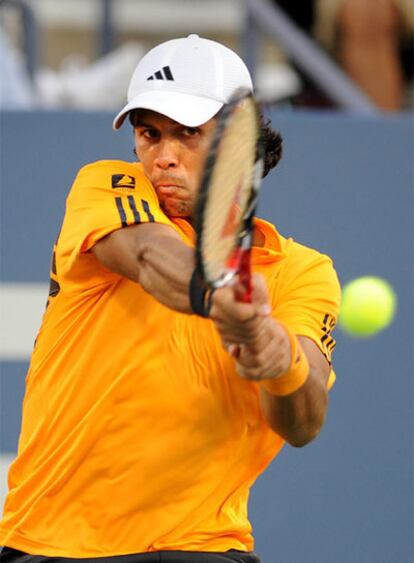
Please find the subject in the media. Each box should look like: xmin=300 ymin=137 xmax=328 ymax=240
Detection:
xmin=322 ymin=313 xmax=336 ymax=334
xmin=115 ymin=197 xmax=128 ymax=228
xmin=141 ymin=199 xmax=155 ymax=222
xmin=155 ymin=70 xmax=163 ymax=79
xmin=321 ymin=333 xmax=330 ymax=345
xmin=327 ymin=337 xmax=337 ymax=350
xmin=51 ymin=249 xmax=57 ymax=275
xmin=127 ymin=195 xmax=141 ymax=224
xmin=49 ymin=278 xmax=61 ymax=298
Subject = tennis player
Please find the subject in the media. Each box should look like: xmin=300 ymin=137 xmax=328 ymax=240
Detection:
xmin=0 ymin=35 xmax=340 ymax=563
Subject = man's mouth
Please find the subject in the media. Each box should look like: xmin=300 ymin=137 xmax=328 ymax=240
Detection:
xmin=154 ymin=177 xmax=185 ymax=189
xmin=157 ymin=185 xmax=181 ymax=191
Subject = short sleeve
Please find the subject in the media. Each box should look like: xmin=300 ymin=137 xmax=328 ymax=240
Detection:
xmin=272 ymin=243 xmax=341 ymax=373
xmin=66 ymin=160 xmax=171 ymax=252
xmin=56 ymin=160 xmax=173 ymax=288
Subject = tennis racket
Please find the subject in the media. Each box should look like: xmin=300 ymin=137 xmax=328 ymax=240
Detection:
xmin=194 ymin=91 xmax=264 ymax=306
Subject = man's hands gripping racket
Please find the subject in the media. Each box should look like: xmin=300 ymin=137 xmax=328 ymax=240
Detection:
xmin=190 ymin=91 xmax=264 ymax=318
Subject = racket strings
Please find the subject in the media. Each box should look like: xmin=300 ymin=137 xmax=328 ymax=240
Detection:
xmin=201 ymin=101 xmax=258 ymax=283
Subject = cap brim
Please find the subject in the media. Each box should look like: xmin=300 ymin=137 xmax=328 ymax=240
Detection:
xmin=113 ymin=90 xmax=223 ymax=130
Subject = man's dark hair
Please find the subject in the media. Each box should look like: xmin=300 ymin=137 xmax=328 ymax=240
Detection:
xmin=260 ymin=115 xmax=283 ymax=178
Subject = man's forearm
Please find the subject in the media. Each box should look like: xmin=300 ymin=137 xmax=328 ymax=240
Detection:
xmin=209 ymin=278 xmax=331 ymax=446
xmin=136 ymin=232 xmax=195 ymax=312
xmin=92 ymin=223 xmax=195 ymax=313
xmin=257 ymin=333 xmax=330 ymax=446
xmin=259 ymin=367 xmax=328 ymax=447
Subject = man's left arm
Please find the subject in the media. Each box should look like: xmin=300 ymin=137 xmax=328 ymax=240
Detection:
xmin=258 ymin=335 xmax=330 ymax=447
xmin=210 ymin=274 xmax=334 ymax=447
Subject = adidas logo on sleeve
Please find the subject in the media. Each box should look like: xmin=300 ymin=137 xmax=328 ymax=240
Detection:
xmin=112 ymin=174 xmax=136 ymax=190
xmin=147 ymin=66 xmax=174 ymax=81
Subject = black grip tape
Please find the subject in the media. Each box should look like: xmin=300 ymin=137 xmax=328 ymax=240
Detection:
xmin=189 ymin=270 xmax=215 ymax=318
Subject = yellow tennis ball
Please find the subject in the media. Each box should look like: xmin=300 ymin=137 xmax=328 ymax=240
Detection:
xmin=340 ymin=276 xmax=396 ymax=337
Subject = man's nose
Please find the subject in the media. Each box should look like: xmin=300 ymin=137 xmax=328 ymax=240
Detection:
xmin=154 ymin=139 xmax=179 ymax=169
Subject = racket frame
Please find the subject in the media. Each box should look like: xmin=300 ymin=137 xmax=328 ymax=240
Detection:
xmin=194 ymin=92 xmax=264 ymax=297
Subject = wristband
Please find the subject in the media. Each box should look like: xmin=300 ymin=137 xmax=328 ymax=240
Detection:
xmin=189 ymin=270 xmax=215 ymax=318
xmin=261 ymin=323 xmax=310 ymax=396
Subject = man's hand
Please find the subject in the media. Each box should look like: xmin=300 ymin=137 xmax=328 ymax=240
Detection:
xmin=209 ymin=273 xmax=291 ymax=381
xmin=210 ymin=273 xmax=330 ymax=447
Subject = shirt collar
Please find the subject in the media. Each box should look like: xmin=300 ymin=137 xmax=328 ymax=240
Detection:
xmin=172 ymin=217 xmax=286 ymax=265
xmin=251 ymin=218 xmax=286 ymax=265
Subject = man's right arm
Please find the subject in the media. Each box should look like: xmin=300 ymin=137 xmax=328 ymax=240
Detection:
xmin=92 ymin=223 xmax=195 ymax=313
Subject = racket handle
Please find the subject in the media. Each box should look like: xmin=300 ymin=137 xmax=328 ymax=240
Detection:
xmin=227 ymin=247 xmax=252 ymax=302
xmin=237 ymin=248 xmax=252 ymax=303
xmin=228 ymin=248 xmax=252 ymax=360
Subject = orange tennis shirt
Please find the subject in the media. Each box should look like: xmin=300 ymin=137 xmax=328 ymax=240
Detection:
xmin=0 ymin=160 xmax=340 ymax=557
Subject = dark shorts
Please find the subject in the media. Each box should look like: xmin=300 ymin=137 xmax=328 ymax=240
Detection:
xmin=0 ymin=547 xmax=261 ymax=563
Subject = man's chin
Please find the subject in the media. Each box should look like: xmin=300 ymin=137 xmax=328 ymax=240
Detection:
xmin=160 ymin=201 xmax=192 ymax=219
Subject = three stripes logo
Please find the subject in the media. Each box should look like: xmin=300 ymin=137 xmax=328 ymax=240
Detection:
xmin=320 ymin=313 xmax=336 ymax=362
xmin=114 ymin=196 xmax=155 ymax=228
xmin=147 ymin=66 xmax=174 ymax=81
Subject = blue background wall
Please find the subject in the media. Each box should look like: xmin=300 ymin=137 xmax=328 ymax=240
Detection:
xmin=0 ymin=110 xmax=413 ymax=562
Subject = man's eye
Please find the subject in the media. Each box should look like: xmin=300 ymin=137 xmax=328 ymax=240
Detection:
xmin=184 ymin=127 xmax=199 ymax=137
xmin=143 ymin=129 xmax=159 ymax=139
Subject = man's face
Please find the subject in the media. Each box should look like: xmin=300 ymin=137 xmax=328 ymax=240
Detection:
xmin=133 ymin=110 xmax=216 ymax=218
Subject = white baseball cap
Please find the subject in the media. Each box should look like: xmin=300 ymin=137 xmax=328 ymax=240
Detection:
xmin=113 ymin=34 xmax=253 ymax=130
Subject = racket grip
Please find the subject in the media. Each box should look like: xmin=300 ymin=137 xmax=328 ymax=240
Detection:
xmin=237 ymin=248 xmax=252 ymax=303
xmin=229 ymin=248 xmax=252 ymax=360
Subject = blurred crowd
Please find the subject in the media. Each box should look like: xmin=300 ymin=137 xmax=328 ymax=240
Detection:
xmin=274 ymin=0 xmax=413 ymax=110
xmin=0 ymin=0 xmax=413 ymax=112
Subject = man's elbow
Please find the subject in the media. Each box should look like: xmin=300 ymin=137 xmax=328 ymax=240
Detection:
xmin=287 ymin=406 xmax=328 ymax=447
xmin=273 ymin=406 xmax=327 ymax=447
xmin=287 ymin=425 xmax=322 ymax=448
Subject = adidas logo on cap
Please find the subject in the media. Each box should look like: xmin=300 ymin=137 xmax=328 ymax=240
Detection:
xmin=147 ymin=66 xmax=174 ymax=81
